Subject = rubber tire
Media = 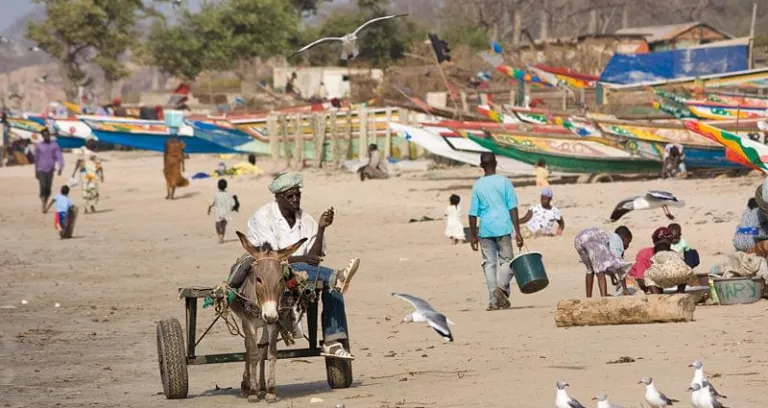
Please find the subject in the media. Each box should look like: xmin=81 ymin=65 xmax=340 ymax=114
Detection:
xmin=325 ymin=339 xmax=353 ymax=389
xmin=156 ymin=318 xmax=189 ymax=399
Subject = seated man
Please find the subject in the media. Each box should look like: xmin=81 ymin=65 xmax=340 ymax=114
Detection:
xmin=358 ymin=144 xmax=388 ymax=181
xmin=230 ymin=172 xmax=360 ymax=360
xmin=519 ymin=187 xmax=564 ymax=238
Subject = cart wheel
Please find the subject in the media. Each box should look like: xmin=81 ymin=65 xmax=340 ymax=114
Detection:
xmin=325 ymin=340 xmax=353 ymax=389
xmin=156 ymin=318 xmax=188 ymax=399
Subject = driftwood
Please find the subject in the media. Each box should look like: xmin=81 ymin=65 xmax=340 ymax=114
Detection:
xmin=554 ymin=294 xmax=696 ymax=328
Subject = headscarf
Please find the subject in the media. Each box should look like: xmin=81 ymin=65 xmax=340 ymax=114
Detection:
xmin=652 ymin=227 xmax=674 ymax=244
xmin=268 ymin=172 xmax=303 ymax=194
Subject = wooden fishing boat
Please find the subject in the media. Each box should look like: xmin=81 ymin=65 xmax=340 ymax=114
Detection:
xmin=468 ymin=131 xmax=661 ymax=174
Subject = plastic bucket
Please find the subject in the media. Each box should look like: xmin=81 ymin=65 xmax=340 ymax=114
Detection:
xmin=712 ymin=277 xmax=765 ymax=305
xmin=511 ymin=251 xmax=549 ymax=294
xmin=164 ymin=110 xmax=184 ymax=129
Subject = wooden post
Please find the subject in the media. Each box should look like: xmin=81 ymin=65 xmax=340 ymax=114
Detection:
xmin=358 ymin=106 xmax=368 ymax=159
xmin=267 ymin=114 xmax=279 ymax=162
xmin=279 ymin=115 xmax=290 ymax=166
xmin=329 ymin=110 xmax=338 ymax=164
xmin=460 ymin=92 xmax=469 ymax=114
xmin=561 ymin=90 xmax=567 ymax=110
xmin=384 ymin=107 xmax=392 ymax=158
xmin=293 ymin=114 xmax=303 ymax=169
xmin=313 ymin=112 xmax=327 ymax=167
xmin=343 ymin=109 xmax=352 ymax=160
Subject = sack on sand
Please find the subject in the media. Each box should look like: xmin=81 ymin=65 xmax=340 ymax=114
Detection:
xmin=645 ymin=251 xmax=695 ymax=288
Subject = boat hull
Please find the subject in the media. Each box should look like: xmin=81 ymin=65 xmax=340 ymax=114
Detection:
xmin=469 ymin=134 xmax=660 ymax=174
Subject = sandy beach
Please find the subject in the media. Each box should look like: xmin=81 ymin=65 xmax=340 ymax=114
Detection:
xmin=1 ymin=151 xmax=766 ymax=408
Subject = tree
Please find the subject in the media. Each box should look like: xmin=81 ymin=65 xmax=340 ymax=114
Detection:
xmin=143 ymin=0 xmax=297 ymax=81
xmin=26 ymin=0 xmax=162 ymax=99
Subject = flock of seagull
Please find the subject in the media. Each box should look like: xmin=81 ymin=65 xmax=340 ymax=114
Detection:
xmin=556 ymin=361 xmax=728 ymax=408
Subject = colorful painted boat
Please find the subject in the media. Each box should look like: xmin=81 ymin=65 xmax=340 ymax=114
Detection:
xmin=703 ymin=92 xmax=768 ymax=109
xmin=468 ymin=132 xmax=661 ymax=174
xmin=530 ymin=65 xmax=598 ymax=88
xmin=683 ymin=120 xmax=768 ymax=172
xmin=78 ymin=116 xmax=238 ymax=153
xmin=24 ymin=115 xmax=94 ymax=149
xmin=684 ymin=101 xmax=768 ymax=120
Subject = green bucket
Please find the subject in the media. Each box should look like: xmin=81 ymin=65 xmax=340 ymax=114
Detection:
xmin=511 ymin=251 xmax=549 ymax=294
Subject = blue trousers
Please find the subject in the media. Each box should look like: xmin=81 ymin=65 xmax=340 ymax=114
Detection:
xmin=290 ymin=263 xmax=349 ymax=342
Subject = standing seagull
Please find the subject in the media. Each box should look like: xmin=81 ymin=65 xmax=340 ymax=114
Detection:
xmin=290 ymin=13 xmax=408 ymax=60
xmin=555 ymin=381 xmax=586 ymax=408
xmin=592 ymin=394 xmax=625 ymax=408
xmin=689 ymin=360 xmax=727 ymax=399
xmin=639 ymin=377 xmax=679 ymax=408
xmin=610 ymin=191 xmax=684 ymax=222
xmin=688 ymin=382 xmax=728 ymax=408
xmin=391 ymin=292 xmax=454 ymax=342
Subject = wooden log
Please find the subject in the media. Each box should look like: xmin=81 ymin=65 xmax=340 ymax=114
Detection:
xmin=554 ymin=295 xmax=696 ymax=328
xmin=279 ymin=115 xmax=289 ymax=165
xmin=293 ymin=114 xmax=303 ymax=169
xmin=358 ymin=106 xmax=368 ymax=159
xmin=384 ymin=108 xmax=392 ymax=158
xmin=342 ymin=109 xmax=352 ymax=160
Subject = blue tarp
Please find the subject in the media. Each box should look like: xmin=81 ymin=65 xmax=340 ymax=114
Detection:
xmin=599 ymin=44 xmax=749 ymax=85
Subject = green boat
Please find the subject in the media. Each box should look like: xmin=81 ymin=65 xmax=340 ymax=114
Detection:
xmin=468 ymin=132 xmax=661 ymax=174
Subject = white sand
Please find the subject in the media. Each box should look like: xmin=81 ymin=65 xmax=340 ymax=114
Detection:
xmin=0 ymin=151 xmax=765 ymax=407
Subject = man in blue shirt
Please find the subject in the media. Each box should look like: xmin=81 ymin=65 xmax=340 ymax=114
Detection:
xmin=469 ymin=153 xmax=524 ymax=310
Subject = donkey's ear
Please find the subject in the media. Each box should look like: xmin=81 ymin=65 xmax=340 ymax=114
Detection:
xmin=277 ymin=238 xmax=308 ymax=259
xmin=235 ymin=231 xmax=261 ymax=256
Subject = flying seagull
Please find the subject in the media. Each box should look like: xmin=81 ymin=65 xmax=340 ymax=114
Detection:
xmin=290 ymin=13 xmax=408 ymax=60
xmin=689 ymin=361 xmax=727 ymax=399
xmin=639 ymin=377 xmax=679 ymax=408
xmin=592 ymin=394 xmax=625 ymax=408
xmin=688 ymin=382 xmax=728 ymax=408
xmin=29 ymin=45 xmax=42 ymax=52
xmin=555 ymin=381 xmax=586 ymax=408
xmin=391 ymin=292 xmax=454 ymax=342
xmin=610 ymin=191 xmax=684 ymax=222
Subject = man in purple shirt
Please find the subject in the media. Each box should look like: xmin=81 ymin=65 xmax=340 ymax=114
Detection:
xmin=34 ymin=129 xmax=64 ymax=213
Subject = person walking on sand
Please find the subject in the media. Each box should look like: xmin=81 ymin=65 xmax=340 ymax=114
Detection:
xmin=444 ymin=194 xmax=466 ymax=245
xmin=468 ymin=152 xmax=524 ymax=311
xmin=208 ymin=179 xmax=238 ymax=244
xmin=35 ymin=128 xmax=64 ymax=213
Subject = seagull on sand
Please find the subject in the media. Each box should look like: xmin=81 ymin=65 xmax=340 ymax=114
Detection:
xmin=689 ymin=360 xmax=727 ymax=399
xmin=592 ymin=394 xmax=625 ymax=408
xmin=610 ymin=191 xmax=684 ymax=222
xmin=688 ymin=382 xmax=728 ymax=408
xmin=555 ymin=381 xmax=586 ymax=408
xmin=639 ymin=377 xmax=679 ymax=408
xmin=37 ymin=74 xmax=49 ymax=84
xmin=290 ymin=14 xmax=408 ymax=60
xmin=391 ymin=292 xmax=454 ymax=342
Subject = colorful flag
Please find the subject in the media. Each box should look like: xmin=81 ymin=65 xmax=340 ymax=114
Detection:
xmin=683 ymin=120 xmax=768 ymax=172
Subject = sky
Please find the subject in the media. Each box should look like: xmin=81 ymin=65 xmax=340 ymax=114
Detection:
xmin=0 ymin=1 xmax=37 ymax=33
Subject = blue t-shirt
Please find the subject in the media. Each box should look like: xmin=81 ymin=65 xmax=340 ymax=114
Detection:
xmin=468 ymin=174 xmax=518 ymax=238
xmin=53 ymin=194 xmax=72 ymax=213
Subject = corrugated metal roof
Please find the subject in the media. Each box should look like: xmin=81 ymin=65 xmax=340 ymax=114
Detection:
xmin=615 ymin=22 xmax=731 ymax=43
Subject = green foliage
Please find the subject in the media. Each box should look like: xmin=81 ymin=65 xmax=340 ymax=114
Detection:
xmin=297 ymin=0 xmax=422 ymax=67
xmin=441 ymin=25 xmax=490 ymax=51
xmin=143 ymin=0 xmax=296 ymax=81
xmin=292 ymin=0 xmax=332 ymax=16
xmin=27 ymin=0 xmax=162 ymax=95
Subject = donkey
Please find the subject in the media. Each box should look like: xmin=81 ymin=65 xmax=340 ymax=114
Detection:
xmin=231 ymin=231 xmax=307 ymax=403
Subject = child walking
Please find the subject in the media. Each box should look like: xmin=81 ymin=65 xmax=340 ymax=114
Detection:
xmin=208 ymin=179 xmax=238 ymax=243
xmin=444 ymin=194 xmax=466 ymax=245
xmin=45 ymin=185 xmax=77 ymax=239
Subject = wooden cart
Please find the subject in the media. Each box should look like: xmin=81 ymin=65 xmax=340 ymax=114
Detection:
xmin=156 ymin=286 xmax=353 ymax=399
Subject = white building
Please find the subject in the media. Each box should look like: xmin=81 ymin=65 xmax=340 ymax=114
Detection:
xmin=273 ymin=66 xmax=384 ymax=100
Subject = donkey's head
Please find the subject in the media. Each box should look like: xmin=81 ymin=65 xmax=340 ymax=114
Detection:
xmin=235 ymin=231 xmax=307 ymax=324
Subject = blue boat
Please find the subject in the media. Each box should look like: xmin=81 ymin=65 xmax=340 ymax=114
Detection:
xmin=684 ymin=146 xmax=743 ymax=170
xmin=78 ymin=116 xmax=239 ymax=154
xmin=186 ymin=120 xmax=254 ymax=152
